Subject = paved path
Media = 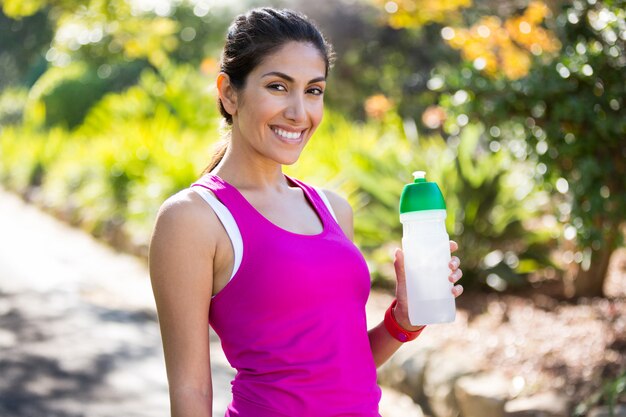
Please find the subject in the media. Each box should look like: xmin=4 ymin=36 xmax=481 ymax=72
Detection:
xmin=0 ymin=189 xmax=235 ymax=417
xmin=0 ymin=188 xmax=414 ymax=417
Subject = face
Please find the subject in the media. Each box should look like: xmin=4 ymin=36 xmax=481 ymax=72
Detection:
xmin=226 ymin=41 xmax=327 ymax=166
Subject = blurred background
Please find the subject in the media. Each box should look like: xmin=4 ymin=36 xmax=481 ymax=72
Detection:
xmin=0 ymin=0 xmax=624 ymax=416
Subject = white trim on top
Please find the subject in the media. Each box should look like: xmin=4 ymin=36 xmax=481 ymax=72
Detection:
xmin=190 ymin=185 xmax=337 ymax=283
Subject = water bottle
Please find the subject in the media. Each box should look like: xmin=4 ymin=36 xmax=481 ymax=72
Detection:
xmin=400 ymin=171 xmax=456 ymax=325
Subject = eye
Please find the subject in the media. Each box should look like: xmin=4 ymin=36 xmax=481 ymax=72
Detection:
xmin=307 ymin=86 xmax=324 ymax=96
xmin=267 ymin=83 xmax=287 ymax=92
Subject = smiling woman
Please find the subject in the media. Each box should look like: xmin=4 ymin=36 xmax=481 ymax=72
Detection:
xmin=204 ymin=8 xmax=334 ymax=172
xmin=216 ymin=41 xmax=326 ymax=165
xmin=148 ymin=7 xmax=463 ymax=417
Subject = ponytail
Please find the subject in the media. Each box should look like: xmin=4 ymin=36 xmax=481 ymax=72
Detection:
xmin=203 ymin=140 xmax=229 ymax=174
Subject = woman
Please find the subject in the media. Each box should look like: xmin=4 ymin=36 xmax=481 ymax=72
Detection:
xmin=149 ymin=7 xmax=463 ymax=417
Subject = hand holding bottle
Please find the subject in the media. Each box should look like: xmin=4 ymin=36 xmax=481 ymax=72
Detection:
xmin=392 ymin=242 xmax=463 ymax=331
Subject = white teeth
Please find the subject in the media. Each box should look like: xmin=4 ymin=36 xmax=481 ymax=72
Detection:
xmin=273 ymin=128 xmax=301 ymax=140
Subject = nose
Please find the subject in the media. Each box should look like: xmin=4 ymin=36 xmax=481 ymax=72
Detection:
xmin=284 ymin=93 xmax=306 ymax=123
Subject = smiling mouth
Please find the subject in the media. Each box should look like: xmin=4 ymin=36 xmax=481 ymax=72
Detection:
xmin=271 ymin=127 xmax=305 ymax=141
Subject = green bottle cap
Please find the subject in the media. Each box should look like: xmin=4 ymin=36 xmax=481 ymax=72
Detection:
xmin=399 ymin=171 xmax=446 ymax=214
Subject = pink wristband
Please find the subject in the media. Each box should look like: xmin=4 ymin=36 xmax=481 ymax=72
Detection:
xmin=384 ymin=299 xmax=425 ymax=342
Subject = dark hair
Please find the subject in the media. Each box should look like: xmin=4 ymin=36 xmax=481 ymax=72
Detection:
xmin=204 ymin=8 xmax=335 ymax=173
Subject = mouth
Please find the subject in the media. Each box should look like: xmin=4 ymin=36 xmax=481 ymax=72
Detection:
xmin=271 ymin=126 xmax=306 ymax=143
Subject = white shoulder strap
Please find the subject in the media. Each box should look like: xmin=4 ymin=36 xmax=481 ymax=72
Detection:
xmin=312 ymin=186 xmax=338 ymax=223
xmin=190 ymin=186 xmax=242 ymax=283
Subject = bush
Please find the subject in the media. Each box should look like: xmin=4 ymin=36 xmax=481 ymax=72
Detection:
xmin=0 ymin=87 xmax=28 ymax=126
xmin=1 ymin=62 xmax=553 ymax=287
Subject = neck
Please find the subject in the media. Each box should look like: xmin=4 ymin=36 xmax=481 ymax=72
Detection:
xmin=210 ymin=138 xmax=289 ymax=192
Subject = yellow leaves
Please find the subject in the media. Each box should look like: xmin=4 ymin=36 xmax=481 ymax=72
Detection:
xmin=21 ymin=0 xmax=181 ymax=70
xmin=2 ymin=0 xmax=117 ymax=19
xmin=501 ymin=42 xmax=532 ymax=80
xmin=448 ymin=17 xmax=501 ymax=75
xmin=444 ymin=1 xmax=561 ymax=80
xmin=373 ymin=0 xmax=561 ymax=80
xmin=1 ymin=0 xmax=47 ymax=18
xmin=373 ymin=0 xmax=472 ymax=29
xmin=115 ymin=17 xmax=179 ymax=68
xmin=505 ymin=2 xmax=560 ymax=56
xmin=525 ymin=1 xmax=549 ymax=24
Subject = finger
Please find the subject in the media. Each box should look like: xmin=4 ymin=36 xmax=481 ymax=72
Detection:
xmin=449 ymin=256 xmax=460 ymax=270
xmin=393 ymin=248 xmax=407 ymax=303
xmin=450 ymin=240 xmax=459 ymax=253
xmin=452 ymin=284 xmax=464 ymax=298
xmin=449 ymin=268 xmax=463 ymax=283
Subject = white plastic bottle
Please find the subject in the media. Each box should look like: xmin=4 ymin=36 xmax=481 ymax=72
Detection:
xmin=400 ymin=171 xmax=456 ymax=325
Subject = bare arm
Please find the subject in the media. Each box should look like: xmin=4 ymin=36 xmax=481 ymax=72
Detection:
xmin=323 ymin=190 xmax=463 ymax=368
xmin=149 ymin=191 xmax=217 ymax=417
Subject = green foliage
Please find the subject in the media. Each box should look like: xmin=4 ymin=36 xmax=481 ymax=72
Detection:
xmin=0 ymin=60 xmax=220 ymax=252
xmin=449 ymin=126 xmax=555 ymax=288
xmin=0 ymin=7 xmax=51 ymax=90
xmin=168 ymin=4 xmax=234 ymax=65
xmin=435 ymin=0 xmax=626 ymax=295
xmin=0 ymin=87 xmax=28 ymax=125
xmin=0 ymin=0 xmax=566 ymax=291
xmin=26 ymin=62 xmax=111 ymax=129
xmin=1 ymin=80 xmax=551 ymax=287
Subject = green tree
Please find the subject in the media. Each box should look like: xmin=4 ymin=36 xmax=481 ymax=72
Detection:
xmin=0 ymin=8 xmax=51 ymax=90
xmin=1 ymin=0 xmax=233 ymax=128
xmin=437 ymin=0 xmax=626 ymax=297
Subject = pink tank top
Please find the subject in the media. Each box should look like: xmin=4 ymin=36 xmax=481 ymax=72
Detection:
xmin=191 ymin=173 xmax=382 ymax=417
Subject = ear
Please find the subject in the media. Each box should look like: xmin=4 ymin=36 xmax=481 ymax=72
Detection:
xmin=217 ymin=72 xmax=238 ymax=117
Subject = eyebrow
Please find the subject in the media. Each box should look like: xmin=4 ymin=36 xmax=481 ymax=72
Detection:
xmin=261 ymin=71 xmax=326 ymax=84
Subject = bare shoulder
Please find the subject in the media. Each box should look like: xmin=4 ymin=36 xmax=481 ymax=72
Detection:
xmin=150 ymin=187 xmax=223 ymax=268
xmin=149 ymin=188 xmax=216 ymax=327
xmin=153 ymin=188 xmax=218 ymax=239
xmin=320 ymin=188 xmax=354 ymax=240
xmin=156 ymin=188 xmax=210 ymax=221
xmin=321 ymin=189 xmax=353 ymax=218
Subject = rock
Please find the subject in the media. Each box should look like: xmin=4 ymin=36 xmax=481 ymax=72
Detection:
xmin=454 ymin=372 xmax=510 ymax=417
xmin=423 ymin=349 xmax=480 ymax=417
xmin=588 ymin=405 xmax=626 ymax=417
xmin=378 ymin=341 xmax=434 ymax=403
xmin=504 ymin=391 xmax=571 ymax=417
xmin=379 ymin=387 xmax=425 ymax=417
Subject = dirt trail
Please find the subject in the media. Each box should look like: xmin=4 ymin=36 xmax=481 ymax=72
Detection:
xmin=0 ymin=188 xmax=233 ymax=416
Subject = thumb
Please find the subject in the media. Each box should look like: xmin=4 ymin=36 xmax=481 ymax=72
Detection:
xmin=393 ymin=248 xmax=407 ymax=304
